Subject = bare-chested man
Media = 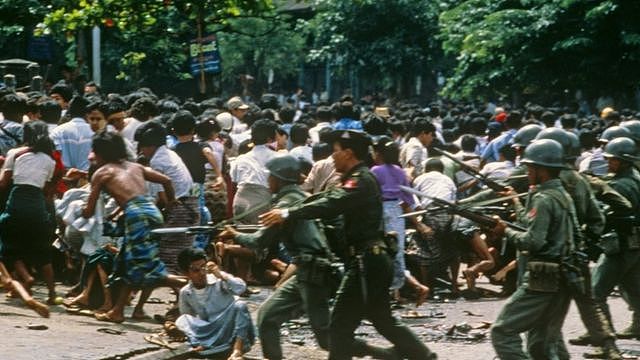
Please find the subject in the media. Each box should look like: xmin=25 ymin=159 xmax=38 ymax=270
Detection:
xmin=82 ymin=130 xmax=185 ymax=323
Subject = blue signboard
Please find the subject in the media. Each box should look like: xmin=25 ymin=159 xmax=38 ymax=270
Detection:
xmin=190 ymin=34 xmax=222 ymax=76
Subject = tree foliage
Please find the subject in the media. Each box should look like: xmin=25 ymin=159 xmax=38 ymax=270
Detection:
xmin=306 ymin=0 xmax=444 ymax=94
xmin=439 ymin=0 xmax=640 ymax=101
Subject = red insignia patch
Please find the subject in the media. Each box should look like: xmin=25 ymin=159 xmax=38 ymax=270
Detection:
xmin=342 ymin=179 xmax=358 ymax=189
xmin=527 ymin=208 xmax=537 ymax=218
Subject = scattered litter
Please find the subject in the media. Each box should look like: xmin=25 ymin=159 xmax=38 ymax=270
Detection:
xmin=26 ymin=324 xmax=48 ymax=330
xmin=462 ymin=310 xmax=483 ymax=317
xmin=97 ymin=327 xmax=125 ymax=335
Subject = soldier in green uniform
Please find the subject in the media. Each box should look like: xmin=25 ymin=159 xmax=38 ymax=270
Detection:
xmin=490 ymin=139 xmax=577 ymax=359
xmin=219 ymin=155 xmax=394 ymax=360
xmin=534 ymin=129 xmax=621 ymax=359
xmin=591 ymin=137 xmax=640 ymax=349
xmin=260 ymin=130 xmax=436 ymax=360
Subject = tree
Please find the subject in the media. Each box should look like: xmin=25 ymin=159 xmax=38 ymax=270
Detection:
xmin=306 ymin=0 xmax=444 ymax=98
xmin=43 ymin=0 xmax=274 ymax=93
xmin=439 ymin=0 xmax=640 ymax=103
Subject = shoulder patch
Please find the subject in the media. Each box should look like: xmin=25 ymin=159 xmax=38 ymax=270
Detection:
xmin=527 ymin=208 xmax=537 ymax=218
xmin=342 ymin=178 xmax=359 ymax=189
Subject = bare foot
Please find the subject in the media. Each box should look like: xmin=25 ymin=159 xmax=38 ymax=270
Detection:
xmin=227 ymin=350 xmax=244 ymax=360
xmin=63 ymin=293 xmax=90 ymax=308
xmin=415 ymin=285 xmax=430 ymax=307
xmin=96 ymin=300 xmax=113 ymax=314
xmin=462 ymin=269 xmax=477 ymax=290
xmin=131 ymin=309 xmax=150 ymax=320
xmin=26 ymin=299 xmax=50 ymax=318
xmin=191 ymin=345 xmax=206 ymax=352
xmin=95 ymin=310 xmax=125 ymax=323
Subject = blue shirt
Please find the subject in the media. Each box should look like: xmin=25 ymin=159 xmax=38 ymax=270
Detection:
xmin=50 ymin=117 xmax=94 ymax=171
xmin=333 ymin=118 xmax=363 ymax=131
xmin=0 ymin=119 xmax=23 ymax=156
xmin=481 ymin=128 xmax=516 ymax=163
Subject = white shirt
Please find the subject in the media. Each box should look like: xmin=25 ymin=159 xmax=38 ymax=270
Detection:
xmin=453 ymin=151 xmax=480 ymax=185
xmin=205 ymin=140 xmax=225 ymax=171
xmin=120 ymin=117 xmax=142 ymax=145
xmin=309 ymin=122 xmax=332 ymax=144
xmin=149 ymin=145 xmax=194 ymax=198
xmin=230 ymin=144 xmax=277 ymax=187
xmin=480 ymin=160 xmax=514 ymax=180
xmin=579 ymin=148 xmax=608 ymax=176
xmin=289 ymin=145 xmax=314 ymax=164
xmin=400 ymin=137 xmax=428 ymax=177
xmin=412 ymin=171 xmax=457 ymax=208
xmin=3 ymin=147 xmax=55 ymax=188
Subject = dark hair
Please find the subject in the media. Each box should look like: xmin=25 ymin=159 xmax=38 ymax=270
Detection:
xmin=560 ymin=114 xmax=577 ymax=129
xmin=104 ymin=100 xmax=127 ymax=118
xmin=85 ymin=81 xmax=101 ymax=93
xmin=134 ymin=120 xmax=167 ymax=147
xmin=0 ymin=93 xmax=27 ymax=121
xmin=460 ymin=134 xmax=478 ymax=152
xmin=379 ymin=141 xmax=400 ymax=165
xmin=498 ymin=144 xmax=517 ymax=162
xmin=157 ymin=99 xmax=180 ymax=114
xmin=171 ymin=110 xmax=196 ymax=136
xmin=312 ymin=143 xmax=332 ymax=161
xmin=177 ymin=247 xmax=207 ymax=272
xmin=67 ymin=95 xmax=90 ymax=118
xmin=315 ymin=106 xmax=333 ymax=122
xmin=336 ymin=101 xmax=355 ymax=120
xmin=92 ymin=130 xmax=128 ymax=162
xmin=318 ymin=127 xmax=333 ymax=144
xmin=23 ymin=120 xmax=54 ymax=154
xmin=85 ymin=99 xmax=107 ymax=115
xmin=335 ymin=138 xmax=369 ymax=161
xmin=579 ymin=130 xmax=597 ymax=150
xmin=290 ymin=123 xmax=309 ymax=145
xmin=410 ymin=118 xmax=436 ymax=137
xmin=278 ymin=107 xmax=296 ymax=124
xmin=505 ymin=111 xmax=523 ymax=128
xmin=130 ymin=97 xmax=158 ymax=120
xmin=424 ymin=158 xmax=444 ymax=173
xmin=251 ymin=119 xmax=277 ymax=145
xmin=38 ymin=100 xmax=61 ymax=124
xmin=195 ymin=118 xmax=221 ymax=140
xmin=238 ymin=139 xmax=254 ymax=155
xmin=50 ymin=82 xmax=73 ymax=102
xmin=541 ymin=111 xmax=556 ymax=127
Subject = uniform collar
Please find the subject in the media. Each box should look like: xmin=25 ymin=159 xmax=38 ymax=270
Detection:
xmin=341 ymin=162 xmax=366 ymax=181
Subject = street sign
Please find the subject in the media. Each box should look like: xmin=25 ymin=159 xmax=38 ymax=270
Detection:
xmin=189 ymin=34 xmax=222 ymax=76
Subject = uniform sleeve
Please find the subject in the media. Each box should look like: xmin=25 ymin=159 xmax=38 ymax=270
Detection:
xmin=235 ymin=225 xmax=280 ymax=252
xmin=289 ymin=178 xmax=369 ymax=220
xmin=505 ymin=194 xmax=552 ymax=253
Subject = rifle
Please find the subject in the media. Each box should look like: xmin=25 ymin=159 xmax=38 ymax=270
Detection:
xmin=432 ymin=147 xmax=508 ymax=192
xmin=398 ymin=192 xmax=526 ymax=218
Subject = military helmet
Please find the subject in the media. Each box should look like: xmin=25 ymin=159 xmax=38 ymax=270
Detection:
xmin=603 ymin=137 xmax=640 ymax=162
xmin=511 ymin=124 xmax=543 ymax=149
xmin=534 ymin=128 xmax=574 ymax=161
xmin=620 ymin=120 xmax=640 ymax=142
xmin=266 ymin=155 xmax=301 ymax=183
xmin=599 ymin=126 xmax=631 ymax=143
xmin=565 ymin=131 xmax=581 ymax=161
xmin=520 ymin=139 xmax=566 ymax=168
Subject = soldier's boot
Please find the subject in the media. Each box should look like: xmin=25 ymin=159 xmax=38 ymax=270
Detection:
xmin=568 ymin=332 xmax=593 ymax=346
xmin=616 ymin=313 xmax=640 ymax=340
xmin=583 ymin=340 xmax=623 ymax=360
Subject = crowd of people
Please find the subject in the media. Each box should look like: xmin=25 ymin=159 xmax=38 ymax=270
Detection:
xmin=0 ymin=79 xmax=639 ymax=359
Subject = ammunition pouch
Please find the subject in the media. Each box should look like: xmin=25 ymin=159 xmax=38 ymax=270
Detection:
xmin=599 ymin=232 xmax=620 ymax=256
xmin=561 ymin=252 xmax=589 ymax=297
xmin=526 ymin=261 xmax=560 ymax=293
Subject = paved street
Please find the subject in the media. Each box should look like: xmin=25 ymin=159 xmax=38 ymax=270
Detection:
xmin=1 ymin=278 xmax=639 ymax=360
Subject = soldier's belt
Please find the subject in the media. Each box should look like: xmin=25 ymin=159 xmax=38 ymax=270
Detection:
xmin=292 ymin=254 xmax=329 ymax=264
xmin=349 ymin=241 xmax=387 ymax=257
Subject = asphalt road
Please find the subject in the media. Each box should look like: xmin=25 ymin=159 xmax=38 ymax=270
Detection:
xmin=1 ymin=279 xmax=639 ymax=360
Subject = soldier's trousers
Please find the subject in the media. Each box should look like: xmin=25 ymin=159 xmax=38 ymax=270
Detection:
xmin=491 ymin=285 xmax=571 ymax=359
xmin=592 ymin=250 xmax=640 ymax=326
xmin=329 ymin=250 xmax=434 ymax=360
xmin=257 ymin=274 xmax=331 ymax=359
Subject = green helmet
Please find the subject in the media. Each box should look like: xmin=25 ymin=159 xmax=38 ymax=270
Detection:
xmin=266 ymin=155 xmax=301 ymax=183
xmin=534 ymin=128 xmax=574 ymax=161
xmin=599 ymin=126 xmax=631 ymax=143
xmin=603 ymin=137 xmax=640 ymax=162
xmin=566 ymin=131 xmax=581 ymax=161
xmin=511 ymin=124 xmax=543 ymax=149
xmin=621 ymin=120 xmax=640 ymax=142
xmin=521 ymin=139 xmax=566 ymax=168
